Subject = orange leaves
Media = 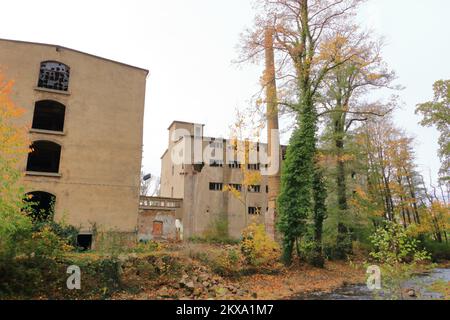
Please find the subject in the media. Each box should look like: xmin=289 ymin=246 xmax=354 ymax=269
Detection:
xmin=0 ymin=71 xmax=29 ymax=160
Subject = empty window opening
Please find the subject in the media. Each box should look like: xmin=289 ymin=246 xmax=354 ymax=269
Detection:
xmin=77 ymin=234 xmax=93 ymax=251
xmin=27 ymin=141 xmax=61 ymax=173
xmin=228 ymin=161 xmax=241 ymax=169
xmin=38 ymin=61 xmax=70 ymax=91
xmin=247 ymin=163 xmax=261 ymax=171
xmin=32 ymin=100 xmax=66 ymax=132
xmin=248 ymin=185 xmax=261 ymax=193
xmin=248 ymin=207 xmax=262 ymax=215
xmin=209 ymin=182 xmax=223 ymax=191
xmin=24 ymin=191 xmax=55 ymax=222
xmin=228 ymin=184 xmax=242 ymax=192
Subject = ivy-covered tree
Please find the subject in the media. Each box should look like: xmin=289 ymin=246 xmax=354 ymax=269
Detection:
xmin=278 ymin=126 xmax=312 ymax=264
xmin=311 ymin=161 xmax=327 ymax=267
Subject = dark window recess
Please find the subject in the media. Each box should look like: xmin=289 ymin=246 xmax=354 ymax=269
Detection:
xmin=26 ymin=141 xmax=61 ymax=173
xmin=23 ymin=191 xmax=55 ymax=222
xmin=209 ymin=182 xmax=223 ymax=191
xmin=228 ymin=161 xmax=241 ymax=169
xmin=281 ymin=146 xmax=287 ymax=161
xmin=247 ymin=163 xmax=260 ymax=171
xmin=77 ymin=234 xmax=92 ymax=251
xmin=266 ymin=185 xmax=269 ymax=193
xmin=32 ymin=100 xmax=66 ymax=132
xmin=248 ymin=185 xmax=261 ymax=193
xmin=210 ymin=160 xmax=223 ymax=167
xmin=228 ymin=184 xmax=242 ymax=192
xmin=38 ymin=61 xmax=70 ymax=91
xmin=248 ymin=207 xmax=262 ymax=215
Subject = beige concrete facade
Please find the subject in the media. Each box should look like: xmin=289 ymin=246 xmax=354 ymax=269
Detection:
xmin=0 ymin=39 xmax=148 ymax=236
xmin=160 ymin=121 xmax=284 ymax=239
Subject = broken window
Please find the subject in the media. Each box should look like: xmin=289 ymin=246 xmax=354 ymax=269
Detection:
xmin=38 ymin=61 xmax=70 ymax=91
xmin=248 ymin=207 xmax=262 ymax=215
xmin=24 ymin=191 xmax=55 ymax=222
xmin=26 ymin=141 xmax=61 ymax=173
xmin=209 ymin=182 xmax=223 ymax=191
xmin=77 ymin=234 xmax=93 ymax=251
xmin=32 ymin=100 xmax=66 ymax=132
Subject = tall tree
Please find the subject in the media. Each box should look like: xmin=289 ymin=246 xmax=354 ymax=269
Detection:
xmin=240 ymin=0 xmax=365 ymax=264
xmin=317 ymin=27 xmax=398 ymax=253
xmin=416 ymin=79 xmax=450 ymax=199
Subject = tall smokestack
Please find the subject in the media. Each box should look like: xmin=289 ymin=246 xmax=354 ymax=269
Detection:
xmin=264 ymin=27 xmax=281 ymax=240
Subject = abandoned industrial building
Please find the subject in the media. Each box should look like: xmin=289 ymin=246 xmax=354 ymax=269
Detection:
xmin=1 ymin=38 xmax=284 ymax=246
xmin=158 ymin=121 xmax=286 ymax=239
xmin=0 ymin=38 xmax=148 ymax=249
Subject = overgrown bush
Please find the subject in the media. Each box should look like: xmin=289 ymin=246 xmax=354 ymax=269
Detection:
xmin=240 ymin=223 xmax=279 ymax=267
xmin=32 ymin=220 xmax=79 ymax=248
xmin=367 ymin=221 xmax=432 ymax=299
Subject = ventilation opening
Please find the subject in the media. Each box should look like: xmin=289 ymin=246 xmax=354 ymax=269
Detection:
xmin=77 ymin=234 xmax=93 ymax=251
xmin=26 ymin=141 xmax=61 ymax=173
xmin=24 ymin=191 xmax=55 ymax=222
xmin=32 ymin=100 xmax=66 ymax=132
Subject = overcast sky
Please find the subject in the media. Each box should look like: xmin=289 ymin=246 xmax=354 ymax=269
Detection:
xmin=1 ymin=0 xmax=449 ymax=184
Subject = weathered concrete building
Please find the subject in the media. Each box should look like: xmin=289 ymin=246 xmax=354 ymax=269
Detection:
xmin=0 ymin=38 xmax=148 ymax=247
xmin=160 ymin=121 xmax=285 ymax=239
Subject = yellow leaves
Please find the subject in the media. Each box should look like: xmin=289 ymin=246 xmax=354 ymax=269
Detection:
xmin=366 ymin=73 xmax=383 ymax=82
xmin=241 ymin=223 xmax=280 ymax=267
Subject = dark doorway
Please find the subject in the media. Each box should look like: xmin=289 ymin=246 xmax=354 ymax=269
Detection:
xmin=77 ymin=234 xmax=93 ymax=251
xmin=32 ymin=100 xmax=66 ymax=132
xmin=26 ymin=141 xmax=61 ymax=173
xmin=24 ymin=191 xmax=55 ymax=222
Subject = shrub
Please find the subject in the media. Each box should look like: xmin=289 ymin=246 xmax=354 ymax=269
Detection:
xmin=369 ymin=222 xmax=430 ymax=265
xmin=132 ymin=240 xmax=161 ymax=253
xmin=240 ymin=223 xmax=279 ymax=267
xmin=367 ymin=221 xmax=432 ymax=299
xmin=32 ymin=220 xmax=79 ymax=248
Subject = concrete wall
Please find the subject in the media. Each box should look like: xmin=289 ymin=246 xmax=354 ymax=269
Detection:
xmin=0 ymin=39 xmax=148 ymax=234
